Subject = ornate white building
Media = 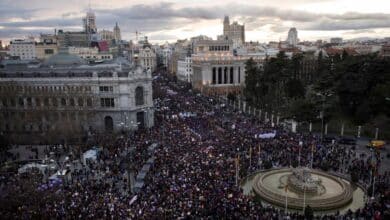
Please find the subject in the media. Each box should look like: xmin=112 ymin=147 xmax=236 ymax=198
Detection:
xmin=0 ymin=49 xmax=154 ymax=143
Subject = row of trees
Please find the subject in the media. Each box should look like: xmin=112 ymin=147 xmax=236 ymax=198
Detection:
xmin=243 ymin=51 xmax=390 ymax=137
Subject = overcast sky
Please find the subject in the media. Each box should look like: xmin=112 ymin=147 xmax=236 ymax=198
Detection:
xmin=1 ymin=0 xmax=390 ymax=44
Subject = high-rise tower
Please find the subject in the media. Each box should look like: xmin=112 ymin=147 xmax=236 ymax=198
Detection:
xmin=286 ymin=28 xmax=298 ymax=47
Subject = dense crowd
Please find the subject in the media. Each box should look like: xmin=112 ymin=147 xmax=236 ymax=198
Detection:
xmin=0 ymin=71 xmax=389 ymax=219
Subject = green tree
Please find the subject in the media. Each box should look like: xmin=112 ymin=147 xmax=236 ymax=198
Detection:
xmin=288 ymin=99 xmax=317 ymax=123
xmin=285 ymin=78 xmax=305 ymax=99
xmin=244 ymin=58 xmax=259 ymax=105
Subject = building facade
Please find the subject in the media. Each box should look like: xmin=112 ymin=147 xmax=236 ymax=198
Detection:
xmin=0 ymin=60 xmax=154 ymax=143
xmin=287 ymin=28 xmax=299 ymax=47
xmin=68 ymin=46 xmax=113 ymax=62
xmin=138 ymin=46 xmax=157 ymax=72
xmin=57 ymin=30 xmax=89 ymax=47
xmin=9 ymin=39 xmax=36 ymax=60
xmin=35 ymin=42 xmax=58 ymax=60
xmin=177 ymin=57 xmax=192 ymax=82
xmin=223 ymin=16 xmax=245 ymax=49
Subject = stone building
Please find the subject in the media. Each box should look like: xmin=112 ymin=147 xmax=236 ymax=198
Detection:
xmin=0 ymin=49 xmax=154 ymax=143
xmin=35 ymin=42 xmax=58 ymax=60
xmin=223 ymin=16 xmax=245 ymax=49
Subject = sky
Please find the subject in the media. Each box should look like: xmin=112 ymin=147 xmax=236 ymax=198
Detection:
xmin=0 ymin=0 xmax=390 ymax=45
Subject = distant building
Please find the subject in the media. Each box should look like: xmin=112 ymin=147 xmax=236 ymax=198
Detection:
xmin=35 ymin=42 xmax=58 ymax=60
xmin=380 ymin=44 xmax=390 ymax=58
xmin=138 ymin=45 xmax=157 ymax=72
xmin=177 ymin=57 xmax=192 ymax=83
xmin=9 ymin=39 xmax=36 ymax=60
xmin=113 ymin=22 xmax=121 ymax=43
xmin=287 ymin=28 xmax=299 ymax=47
xmin=83 ymin=9 xmax=97 ymax=40
xmin=68 ymin=46 xmax=113 ymax=62
xmin=57 ymin=30 xmax=89 ymax=47
xmin=330 ymin=38 xmax=343 ymax=44
xmin=99 ymin=30 xmax=115 ymax=43
xmin=223 ymin=16 xmax=245 ymax=49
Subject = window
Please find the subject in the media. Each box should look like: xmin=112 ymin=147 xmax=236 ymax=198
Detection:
xmin=78 ymin=98 xmax=84 ymax=106
xmin=99 ymin=86 xmax=113 ymax=92
xmin=70 ymin=98 xmax=75 ymax=106
xmin=27 ymin=97 xmax=32 ymax=107
xmin=61 ymin=98 xmax=66 ymax=106
xmin=19 ymin=97 xmax=24 ymax=107
xmin=44 ymin=49 xmax=54 ymax=54
xmin=87 ymin=98 xmax=92 ymax=107
xmin=35 ymin=98 xmax=41 ymax=107
xmin=52 ymin=98 xmax=58 ymax=107
xmin=100 ymin=98 xmax=115 ymax=107
xmin=44 ymin=98 xmax=50 ymax=106
xmin=1 ymin=98 xmax=7 ymax=107
xmin=135 ymin=86 xmax=144 ymax=106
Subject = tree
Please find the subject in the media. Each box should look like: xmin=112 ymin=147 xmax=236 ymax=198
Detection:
xmin=289 ymin=99 xmax=317 ymax=123
xmin=285 ymin=79 xmax=305 ymax=99
xmin=244 ymin=58 xmax=259 ymax=105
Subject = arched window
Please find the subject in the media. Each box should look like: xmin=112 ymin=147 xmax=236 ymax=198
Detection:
xmin=70 ymin=98 xmax=75 ymax=106
xmin=78 ymin=98 xmax=84 ymax=107
xmin=135 ymin=86 xmax=144 ymax=106
xmin=52 ymin=98 xmax=58 ymax=107
xmin=35 ymin=98 xmax=41 ymax=107
xmin=61 ymin=98 xmax=66 ymax=106
xmin=18 ymin=97 xmax=24 ymax=107
xmin=104 ymin=116 xmax=114 ymax=131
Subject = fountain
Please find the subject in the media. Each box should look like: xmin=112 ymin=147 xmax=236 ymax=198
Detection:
xmin=249 ymin=167 xmax=362 ymax=211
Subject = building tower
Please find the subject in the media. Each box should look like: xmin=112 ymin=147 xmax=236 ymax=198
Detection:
xmin=223 ymin=16 xmax=230 ymax=36
xmin=113 ymin=22 xmax=121 ymax=43
xmin=287 ymin=27 xmax=298 ymax=47
xmin=222 ymin=15 xmax=245 ymax=49
xmin=83 ymin=4 xmax=97 ymax=41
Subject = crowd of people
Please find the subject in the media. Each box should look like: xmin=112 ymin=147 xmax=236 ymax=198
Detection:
xmin=0 ymin=71 xmax=389 ymax=219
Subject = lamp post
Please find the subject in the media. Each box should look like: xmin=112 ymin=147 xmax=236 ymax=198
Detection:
xmin=316 ymin=92 xmax=332 ymax=142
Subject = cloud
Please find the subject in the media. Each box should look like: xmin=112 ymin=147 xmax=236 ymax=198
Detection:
xmin=1 ymin=1 xmax=390 ymax=43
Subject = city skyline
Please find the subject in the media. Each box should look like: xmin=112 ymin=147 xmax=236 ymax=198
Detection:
xmin=1 ymin=0 xmax=390 ymax=44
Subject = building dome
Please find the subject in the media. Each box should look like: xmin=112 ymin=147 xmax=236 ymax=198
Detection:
xmin=43 ymin=47 xmax=86 ymax=67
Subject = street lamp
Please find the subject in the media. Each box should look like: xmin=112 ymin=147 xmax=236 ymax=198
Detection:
xmin=316 ymin=92 xmax=333 ymax=142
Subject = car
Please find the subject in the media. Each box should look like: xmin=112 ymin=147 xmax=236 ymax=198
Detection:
xmin=338 ymin=137 xmax=357 ymax=145
xmin=366 ymin=140 xmax=386 ymax=150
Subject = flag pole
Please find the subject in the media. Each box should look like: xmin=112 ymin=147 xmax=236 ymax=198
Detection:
xmin=285 ymin=184 xmax=288 ymax=215
xmin=249 ymin=146 xmax=252 ymax=172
